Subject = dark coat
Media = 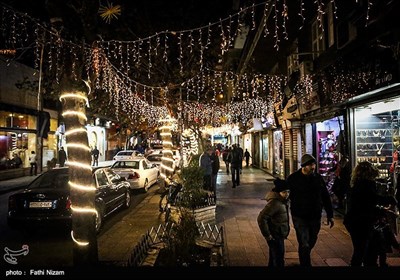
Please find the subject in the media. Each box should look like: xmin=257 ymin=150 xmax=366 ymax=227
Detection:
xmin=257 ymin=191 xmax=290 ymax=239
xmin=287 ymin=169 xmax=333 ymax=220
xmin=58 ymin=149 xmax=67 ymax=164
xmin=227 ymin=147 xmax=242 ymax=167
xmin=343 ymin=179 xmax=379 ymax=233
xmin=211 ymin=153 xmax=220 ymax=175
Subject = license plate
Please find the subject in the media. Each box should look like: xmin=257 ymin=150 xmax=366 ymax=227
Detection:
xmin=29 ymin=201 xmax=52 ymax=208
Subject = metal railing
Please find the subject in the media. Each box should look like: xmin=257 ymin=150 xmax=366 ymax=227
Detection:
xmin=127 ymin=222 xmax=224 ymax=267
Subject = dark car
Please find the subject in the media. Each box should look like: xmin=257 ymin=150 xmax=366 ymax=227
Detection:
xmin=7 ymin=167 xmax=131 ymax=233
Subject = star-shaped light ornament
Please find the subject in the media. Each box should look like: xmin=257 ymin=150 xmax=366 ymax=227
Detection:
xmin=98 ymin=1 xmax=121 ymax=24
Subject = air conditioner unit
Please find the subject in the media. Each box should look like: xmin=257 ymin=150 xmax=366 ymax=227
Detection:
xmin=299 ymin=61 xmax=313 ymax=78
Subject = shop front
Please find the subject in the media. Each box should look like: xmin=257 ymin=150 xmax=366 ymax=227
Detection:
xmin=272 ymin=129 xmax=284 ymax=178
xmin=304 ymin=115 xmax=345 ymax=184
xmin=349 ymin=95 xmax=400 ymax=180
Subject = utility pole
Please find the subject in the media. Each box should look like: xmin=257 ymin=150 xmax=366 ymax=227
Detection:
xmin=36 ymin=43 xmax=44 ymax=174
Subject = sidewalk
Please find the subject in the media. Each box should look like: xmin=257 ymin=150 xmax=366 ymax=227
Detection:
xmin=216 ymin=164 xmax=400 ymax=267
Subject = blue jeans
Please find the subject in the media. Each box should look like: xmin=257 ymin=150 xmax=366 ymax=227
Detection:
xmin=292 ymin=216 xmax=321 ymax=266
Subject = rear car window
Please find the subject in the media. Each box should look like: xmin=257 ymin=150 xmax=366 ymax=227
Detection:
xmin=112 ymin=161 xmax=140 ymax=169
xmin=117 ymin=151 xmax=133 ymax=156
xmin=29 ymin=170 xmax=69 ymax=190
xmin=147 ymin=155 xmax=162 ymax=161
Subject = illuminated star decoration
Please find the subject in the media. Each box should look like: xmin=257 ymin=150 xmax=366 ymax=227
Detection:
xmin=98 ymin=1 xmax=121 ymax=24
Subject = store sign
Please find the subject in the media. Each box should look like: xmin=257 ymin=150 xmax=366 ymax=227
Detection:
xmin=282 ymin=96 xmax=301 ymax=120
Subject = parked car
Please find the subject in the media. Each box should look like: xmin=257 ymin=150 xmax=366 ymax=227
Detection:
xmin=110 ymin=158 xmax=159 ymax=192
xmin=7 ymin=167 xmax=131 ymax=233
xmin=113 ymin=150 xmax=143 ymax=161
xmin=146 ymin=153 xmax=163 ymax=169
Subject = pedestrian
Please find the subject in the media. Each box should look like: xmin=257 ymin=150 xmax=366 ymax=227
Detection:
xmin=91 ymin=146 xmax=100 ymax=166
xmin=222 ymin=147 xmax=230 ymax=174
xmin=12 ymin=153 xmax=22 ymax=168
xmin=29 ymin=151 xmax=37 ymax=176
xmin=369 ymin=205 xmax=400 ymax=267
xmin=227 ymin=144 xmax=242 ymax=188
xmin=58 ymin=146 xmax=67 ymax=167
xmin=343 ymin=161 xmax=381 ymax=266
xmin=244 ymin=149 xmax=251 ymax=167
xmin=287 ymin=153 xmax=334 ymax=267
xmin=237 ymin=144 xmax=244 ymax=174
xmin=389 ymin=147 xmax=400 ymax=210
xmin=210 ymin=148 xmax=220 ymax=195
xmin=199 ymin=147 xmax=213 ymax=191
xmin=257 ymin=178 xmax=290 ymax=267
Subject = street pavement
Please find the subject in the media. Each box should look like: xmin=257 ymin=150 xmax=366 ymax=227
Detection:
xmin=1 ymin=160 xmax=400 ymax=272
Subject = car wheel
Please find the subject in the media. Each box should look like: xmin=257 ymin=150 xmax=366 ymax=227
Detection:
xmin=143 ymin=178 xmax=149 ymax=192
xmin=95 ymin=209 xmax=103 ymax=234
xmin=124 ymin=191 xmax=131 ymax=208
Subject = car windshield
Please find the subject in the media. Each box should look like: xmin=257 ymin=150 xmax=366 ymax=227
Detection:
xmin=28 ymin=169 xmax=70 ymax=190
xmin=112 ymin=161 xmax=140 ymax=169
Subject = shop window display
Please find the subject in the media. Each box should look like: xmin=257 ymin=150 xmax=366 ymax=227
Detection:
xmin=355 ymin=112 xmax=396 ymax=179
xmin=318 ymin=131 xmax=338 ymax=183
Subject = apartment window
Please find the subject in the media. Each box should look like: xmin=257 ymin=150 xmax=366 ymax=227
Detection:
xmin=312 ymin=20 xmax=325 ymax=60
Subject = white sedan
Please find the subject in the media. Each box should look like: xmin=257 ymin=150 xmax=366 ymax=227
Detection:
xmin=110 ymin=158 xmax=159 ymax=192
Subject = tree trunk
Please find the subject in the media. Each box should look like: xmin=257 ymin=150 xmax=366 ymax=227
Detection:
xmin=60 ymin=78 xmax=98 ymax=266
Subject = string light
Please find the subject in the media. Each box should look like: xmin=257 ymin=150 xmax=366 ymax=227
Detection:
xmin=59 ymin=85 xmax=95 ymax=248
xmin=71 ymin=231 xmax=89 ymax=247
xmin=158 ymin=115 xmax=176 ymax=179
xmin=0 ymin=1 xmax=390 ymax=131
xmin=69 ymin=181 xmax=96 ymax=192
xmin=64 ymin=143 xmax=91 ymax=152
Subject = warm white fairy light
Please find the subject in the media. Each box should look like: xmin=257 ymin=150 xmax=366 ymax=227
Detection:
xmin=70 ymin=205 xmax=98 ymax=215
xmin=65 ymin=128 xmax=87 ymax=136
xmin=1 ymin=1 xmax=390 ymax=133
xmin=71 ymin=231 xmax=89 ymax=246
xmin=69 ymin=181 xmax=96 ymax=192
xmin=64 ymin=143 xmax=91 ymax=152
xmin=67 ymin=161 xmax=92 ymax=170
xmin=273 ymin=3 xmax=280 ymax=51
xmin=160 ymin=132 xmax=172 ymax=136
xmin=159 ymin=125 xmax=174 ymax=129
xmin=59 ymin=84 xmax=96 ymax=249
xmin=161 ymin=163 xmax=174 ymax=172
xmin=62 ymin=110 xmax=88 ymax=121
xmin=162 ymin=140 xmax=173 ymax=146
xmin=316 ymin=0 xmax=325 ymax=36
xmin=365 ymin=0 xmax=372 ymax=26
xmin=158 ymin=115 xmax=176 ymax=179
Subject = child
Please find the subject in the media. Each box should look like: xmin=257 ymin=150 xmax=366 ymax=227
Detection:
xmin=257 ymin=178 xmax=290 ymax=267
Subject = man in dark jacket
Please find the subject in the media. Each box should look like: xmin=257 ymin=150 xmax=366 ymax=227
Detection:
xmin=287 ymin=153 xmax=334 ymax=266
xmin=58 ymin=147 xmax=67 ymax=167
xmin=258 ymin=178 xmax=290 ymax=267
xmin=227 ymin=144 xmax=242 ymax=188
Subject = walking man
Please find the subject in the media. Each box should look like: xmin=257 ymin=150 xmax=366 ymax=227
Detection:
xmin=58 ymin=146 xmax=67 ymax=167
xmin=244 ymin=149 xmax=251 ymax=167
xmin=91 ymin=146 xmax=100 ymax=166
xmin=287 ymin=153 xmax=334 ymax=266
xmin=227 ymin=144 xmax=242 ymax=188
xmin=29 ymin=151 xmax=37 ymax=176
